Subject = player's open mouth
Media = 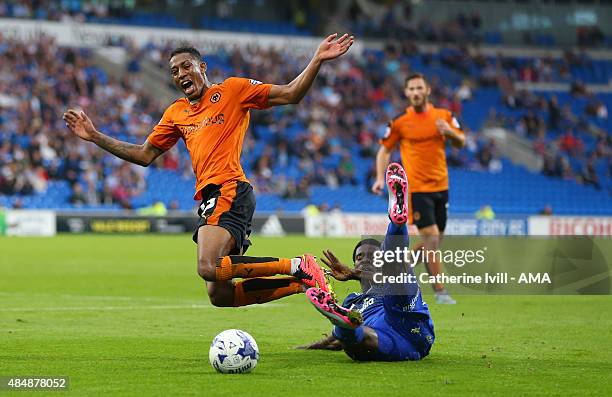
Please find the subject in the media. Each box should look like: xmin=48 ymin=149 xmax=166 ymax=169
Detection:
xmin=181 ymin=80 xmax=195 ymax=95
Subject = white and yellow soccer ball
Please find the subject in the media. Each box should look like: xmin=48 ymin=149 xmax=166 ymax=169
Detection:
xmin=209 ymin=329 xmax=259 ymax=374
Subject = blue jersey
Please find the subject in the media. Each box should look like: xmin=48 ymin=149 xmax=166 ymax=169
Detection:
xmin=342 ymin=287 xmax=431 ymax=324
xmin=336 ymin=221 xmax=435 ymax=361
xmin=333 ymin=223 xmax=435 ymax=361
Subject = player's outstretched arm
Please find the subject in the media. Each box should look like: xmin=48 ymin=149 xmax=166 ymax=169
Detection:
xmin=372 ymin=145 xmax=392 ymax=194
xmin=63 ymin=109 xmax=163 ymax=167
xmin=321 ymin=249 xmax=361 ymax=281
xmin=295 ymin=334 xmax=342 ymax=350
xmin=267 ymin=33 xmax=354 ymax=106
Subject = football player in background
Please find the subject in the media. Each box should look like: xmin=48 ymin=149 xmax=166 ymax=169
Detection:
xmin=372 ymin=73 xmax=465 ymax=304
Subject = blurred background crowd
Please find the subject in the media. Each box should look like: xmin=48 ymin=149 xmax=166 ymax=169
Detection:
xmin=0 ymin=0 xmax=610 ymax=215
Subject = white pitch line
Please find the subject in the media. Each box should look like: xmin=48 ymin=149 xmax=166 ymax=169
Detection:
xmin=0 ymin=303 xmax=288 ymax=312
xmin=0 ymin=292 xmax=225 ymax=305
xmin=0 ymin=292 xmax=180 ymax=302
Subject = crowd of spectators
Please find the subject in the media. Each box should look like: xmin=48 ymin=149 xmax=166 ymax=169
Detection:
xmin=1 ymin=25 xmax=610 ymax=210
xmin=0 ymin=0 xmax=134 ymax=22
xmin=4 ymin=0 xmax=611 ymax=49
xmin=435 ymin=46 xmax=605 ymax=88
xmin=485 ymin=82 xmax=610 ymax=190
xmin=339 ymin=0 xmax=610 ymax=48
xmin=0 ymin=33 xmax=164 ymax=208
xmin=576 ymin=25 xmax=606 ymax=48
xmin=342 ymin=0 xmax=483 ymax=45
xmin=0 ymin=31 xmax=488 ymax=208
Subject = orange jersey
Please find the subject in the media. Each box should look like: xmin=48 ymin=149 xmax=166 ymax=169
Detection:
xmin=147 ymin=77 xmax=272 ymax=199
xmin=380 ymin=104 xmax=463 ymax=193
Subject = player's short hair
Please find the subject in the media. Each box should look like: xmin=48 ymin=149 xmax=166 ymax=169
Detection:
xmin=352 ymin=238 xmax=381 ymax=262
xmin=168 ymin=46 xmax=202 ymax=62
xmin=405 ymin=73 xmax=428 ymax=87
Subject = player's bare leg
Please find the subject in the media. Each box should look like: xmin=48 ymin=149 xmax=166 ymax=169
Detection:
xmin=419 ymin=224 xmax=455 ymax=304
xmin=197 ymin=225 xmax=322 ymax=307
xmin=419 ymin=224 xmax=443 ymax=291
xmin=196 ymin=225 xmax=236 ymax=281
xmin=197 ymin=225 xmax=238 ymax=307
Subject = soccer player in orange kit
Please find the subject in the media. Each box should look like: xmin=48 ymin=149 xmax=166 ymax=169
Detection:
xmin=63 ymin=33 xmax=354 ymax=308
xmin=372 ymin=73 xmax=465 ymax=304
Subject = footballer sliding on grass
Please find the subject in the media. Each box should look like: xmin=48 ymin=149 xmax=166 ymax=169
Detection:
xmin=63 ymin=33 xmax=354 ymax=307
xmin=301 ymin=163 xmax=435 ymax=361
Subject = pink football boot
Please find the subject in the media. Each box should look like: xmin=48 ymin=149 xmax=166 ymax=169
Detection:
xmin=306 ymin=288 xmax=362 ymax=329
xmin=386 ymin=162 xmax=409 ymax=225
xmin=294 ymin=255 xmax=329 ymax=292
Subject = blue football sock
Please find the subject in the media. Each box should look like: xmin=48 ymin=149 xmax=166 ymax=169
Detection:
xmin=382 ymin=222 xmax=409 ymax=251
xmin=387 ymin=221 xmax=405 ymax=235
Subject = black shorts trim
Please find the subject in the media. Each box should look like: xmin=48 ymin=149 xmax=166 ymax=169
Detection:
xmin=241 ymin=277 xmax=293 ymax=292
xmin=410 ymin=190 xmax=449 ymax=232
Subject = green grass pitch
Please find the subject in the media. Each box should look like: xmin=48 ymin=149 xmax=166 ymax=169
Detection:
xmin=1 ymin=235 xmax=610 ymax=396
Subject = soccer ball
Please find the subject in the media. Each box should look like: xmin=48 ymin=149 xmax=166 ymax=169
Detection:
xmin=209 ymin=329 xmax=259 ymax=374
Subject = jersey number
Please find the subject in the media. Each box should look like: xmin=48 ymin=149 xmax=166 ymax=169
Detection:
xmin=200 ymin=197 xmax=217 ymax=218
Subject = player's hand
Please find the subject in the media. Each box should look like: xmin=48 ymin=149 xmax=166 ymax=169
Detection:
xmin=63 ymin=109 xmax=98 ymax=142
xmin=436 ymin=118 xmax=452 ymax=136
xmin=371 ymin=178 xmax=385 ymax=195
xmin=315 ymin=33 xmax=354 ymax=62
xmin=320 ymin=249 xmax=355 ymax=281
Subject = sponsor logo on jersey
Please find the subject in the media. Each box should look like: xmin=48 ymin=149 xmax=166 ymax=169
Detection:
xmin=178 ymin=113 xmax=225 ymax=136
xmin=359 ymin=297 xmax=376 ymax=313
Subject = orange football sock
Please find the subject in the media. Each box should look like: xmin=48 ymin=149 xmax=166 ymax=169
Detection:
xmin=216 ymin=255 xmax=294 ymax=281
xmin=233 ymin=277 xmax=303 ymax=307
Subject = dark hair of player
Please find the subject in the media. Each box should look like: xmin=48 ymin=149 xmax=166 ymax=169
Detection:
xmin=168 ymin=46 xmax=202 ymax=62
xmin=405 ymin=72 xmax=428 ymax=87
xmin=352 ymin=238 xmax=382 ymax=262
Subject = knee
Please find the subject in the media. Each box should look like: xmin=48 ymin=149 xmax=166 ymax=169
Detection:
xmin=207 ymin=285 xmax=233 ymax=307
xmin=421 ymin=230 xmax=440 ymax=240
xmin=421 ymin=231 xmax=440 ymax=247
xmin=208 ymin=293 xmax=229 ymax=307
xmin=197 ymin=257 xmax=218 ymax=281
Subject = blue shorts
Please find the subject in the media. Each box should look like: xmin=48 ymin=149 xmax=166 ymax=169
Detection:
xmin=369 ymin=314 xmax=434 ymax=361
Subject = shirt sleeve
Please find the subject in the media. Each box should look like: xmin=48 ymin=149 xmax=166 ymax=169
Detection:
xmin=342 ymin=293 xmax=358 ymax=307
xmin=446 ymin=111 xmax=464 ymax=136
xmin=147 ymin=106 xmax=181 ymax=151
xmin=379 ymin=120 xmax=401 ymax=150
xmin=227 ymin=77 xmax=272 ymax=110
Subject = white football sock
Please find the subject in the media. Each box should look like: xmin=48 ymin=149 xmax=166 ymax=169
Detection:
xmin=290 ymin=257 xmax=302 ymax=275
